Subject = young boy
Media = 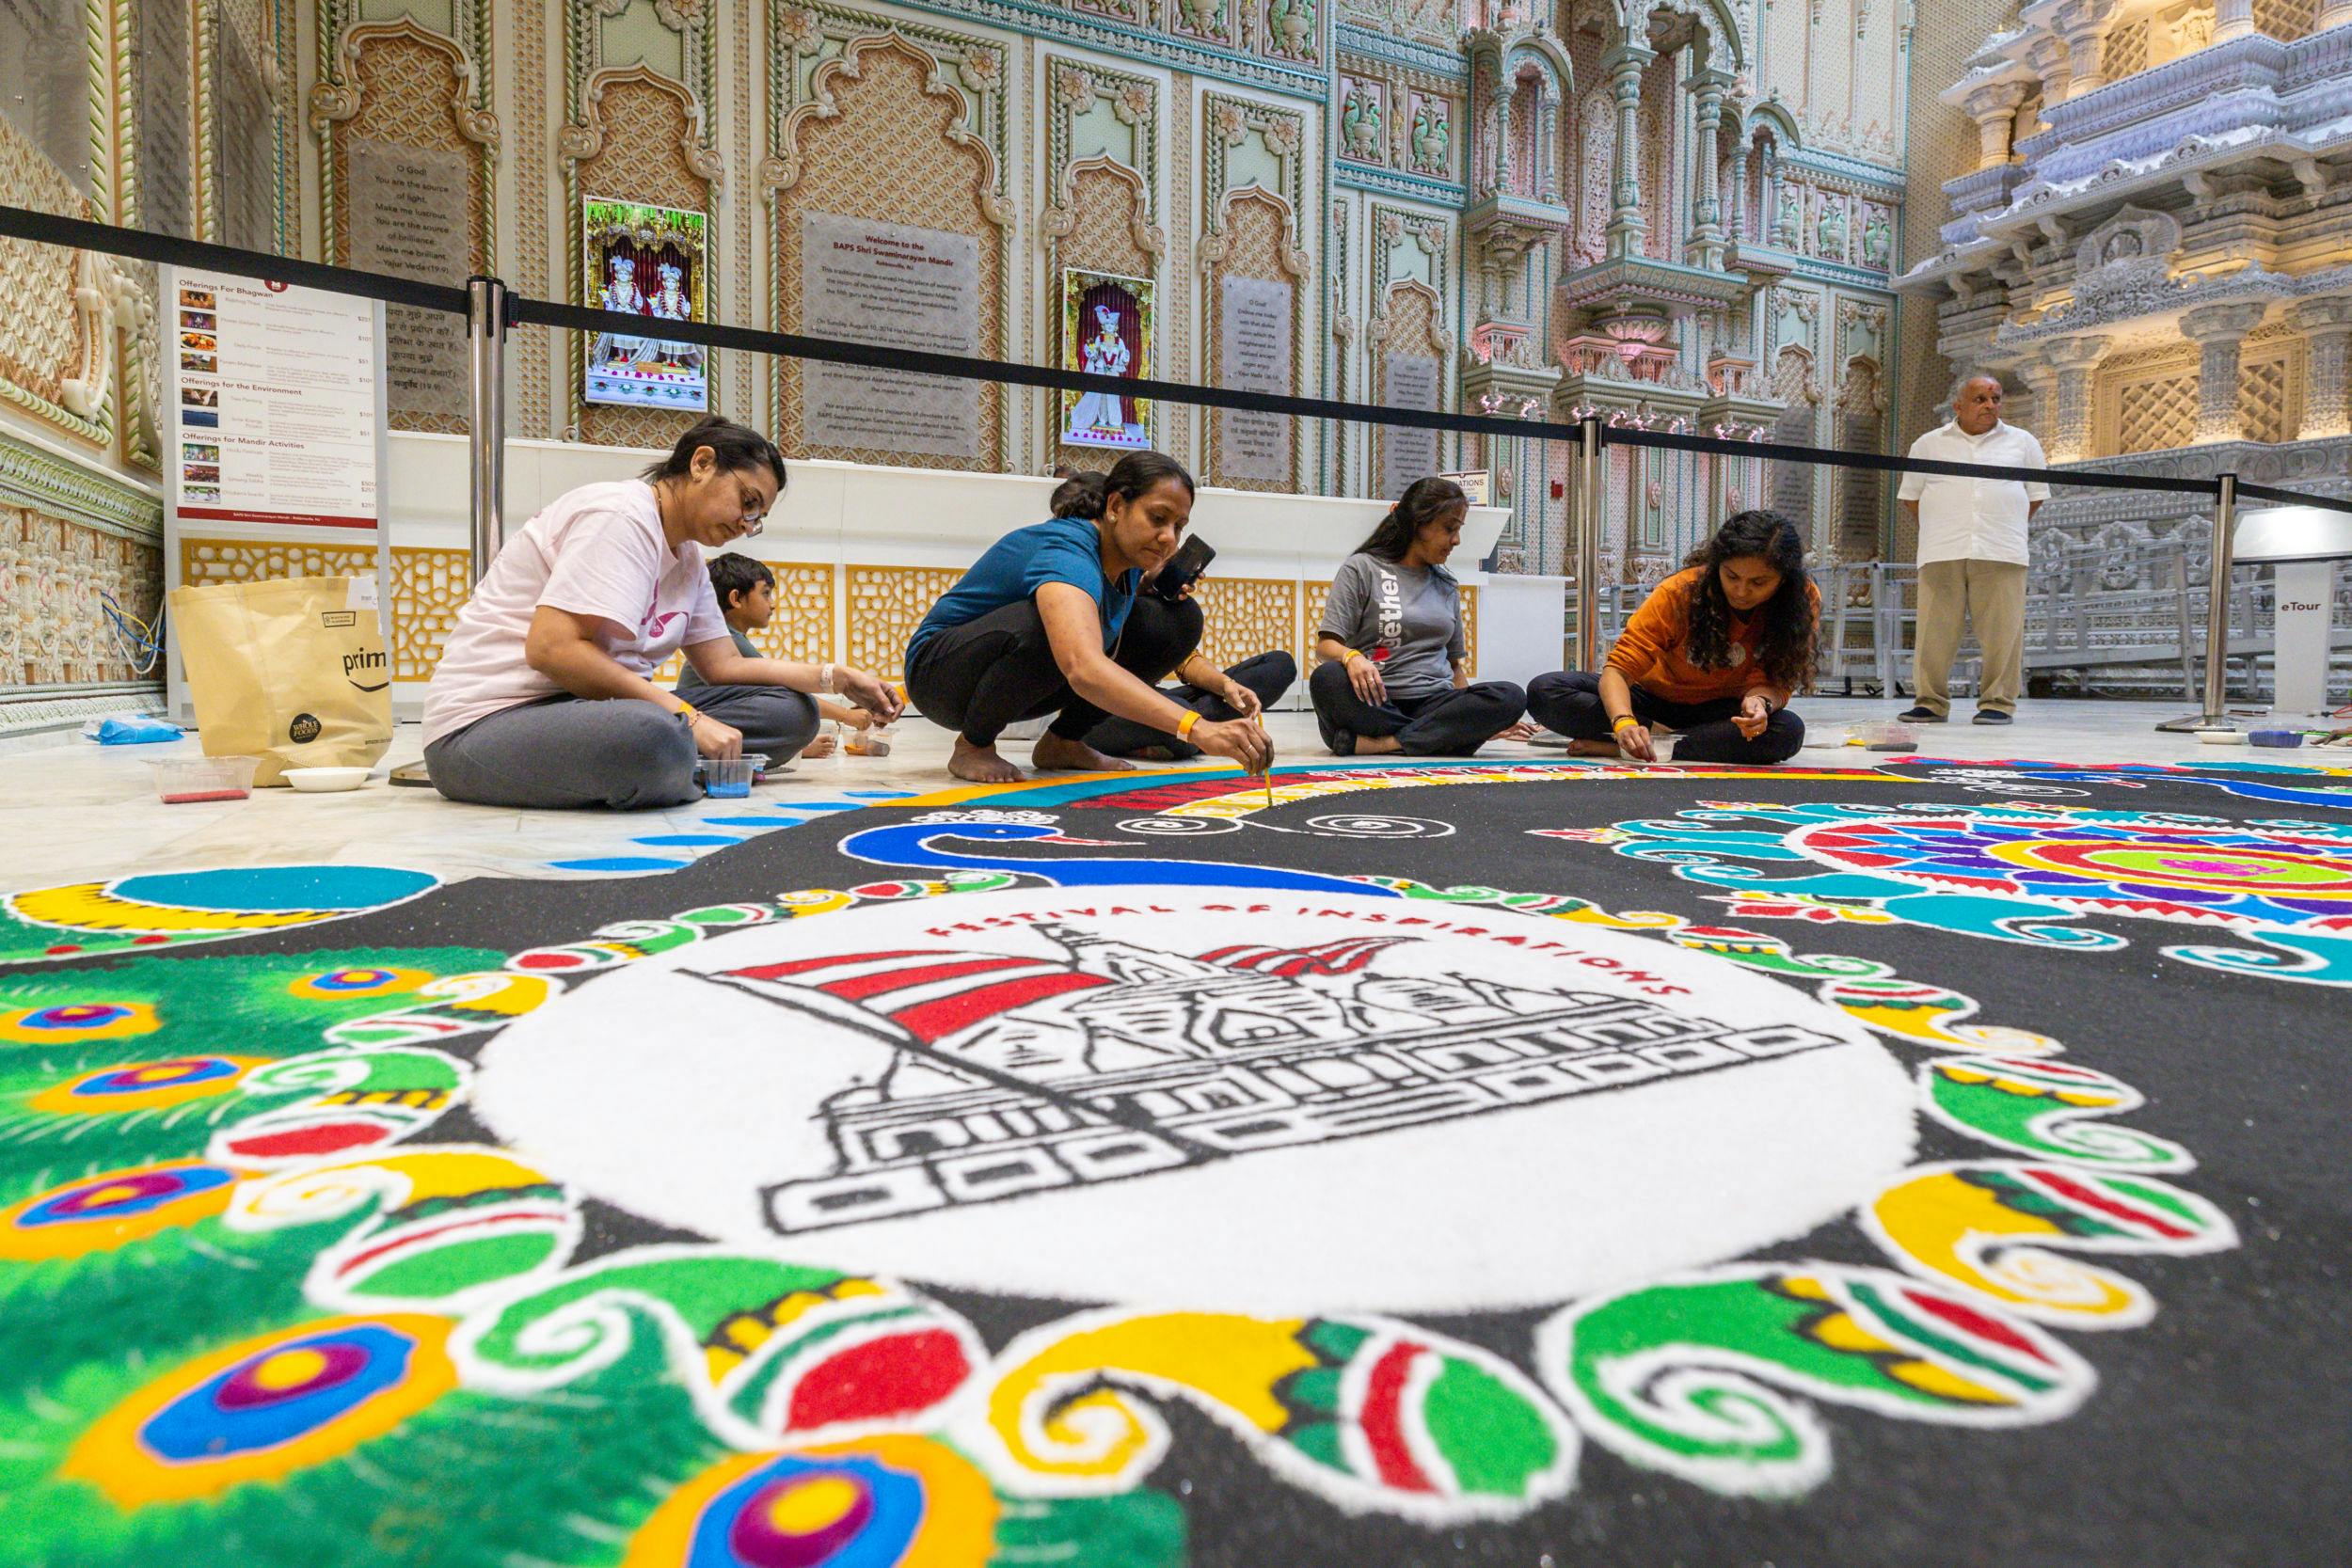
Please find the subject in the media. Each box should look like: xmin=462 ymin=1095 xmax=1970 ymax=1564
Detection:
xmin=684 ymin=556 xmax=888 ymax=757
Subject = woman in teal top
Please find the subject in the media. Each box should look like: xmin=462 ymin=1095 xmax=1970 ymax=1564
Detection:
xmin=904 ymin=451 xmax=1272 ymax=784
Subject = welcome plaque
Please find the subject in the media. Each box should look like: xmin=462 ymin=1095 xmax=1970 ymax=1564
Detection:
xmin=800 ymin=212 xmax=982 ymax=458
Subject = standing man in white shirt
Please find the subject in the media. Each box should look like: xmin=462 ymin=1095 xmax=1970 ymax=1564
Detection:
xmin=1894 ymin=374 xmax=2051 ymax=726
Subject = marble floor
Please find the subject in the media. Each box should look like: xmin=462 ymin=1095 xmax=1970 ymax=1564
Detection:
xmin=4 ymin=696 xmax=2344 ymax=894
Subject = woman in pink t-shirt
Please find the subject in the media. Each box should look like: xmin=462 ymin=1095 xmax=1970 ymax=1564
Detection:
xmin=421 ymin=415 xmax=900 ymax=809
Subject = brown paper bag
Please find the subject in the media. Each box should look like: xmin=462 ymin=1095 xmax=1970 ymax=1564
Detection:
xmin=169 ymin=575 xmax=392 ymax=786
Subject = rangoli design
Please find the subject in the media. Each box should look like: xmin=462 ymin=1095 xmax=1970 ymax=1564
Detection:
xmin=0 ymin=754 xmax=2331 ymax=1562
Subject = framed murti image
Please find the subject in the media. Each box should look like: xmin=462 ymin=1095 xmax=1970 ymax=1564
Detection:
xmin=582 ymin=198 xmax=709 ymax=411
xmin=1058 ymin=269 xmax=1152 ymax=451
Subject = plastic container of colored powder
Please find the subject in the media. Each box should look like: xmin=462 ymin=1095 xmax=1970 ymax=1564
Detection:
xmin=703 ymin=758 xmax=755 ymax=798
xmin=150 ymin=755 xmax=260 ymax=803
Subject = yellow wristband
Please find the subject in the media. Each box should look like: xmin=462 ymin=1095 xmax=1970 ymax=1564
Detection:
xmin=1342 ymin=648 xmax=1363 ymax=664
xmin=1611 ymin=715 xmax=1638 ymax=733
xmin=1176 ymin=710 xmax=1201 ymax=739
xmin=675 ymin=702 xmax=699 ymax=721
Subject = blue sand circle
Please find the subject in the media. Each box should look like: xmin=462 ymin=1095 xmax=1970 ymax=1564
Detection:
xmin=632 ymin=835 xmax=744 ymax=847
xmin=112 ymin=866 xmax=435 ymax=912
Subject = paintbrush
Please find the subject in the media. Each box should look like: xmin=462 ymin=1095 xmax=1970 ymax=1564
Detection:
xmin=1256 ymin=712 xmax=1274 ymax=811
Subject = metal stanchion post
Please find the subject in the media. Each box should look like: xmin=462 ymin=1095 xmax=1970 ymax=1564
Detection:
xmin=467 ymin=276 xmax=509 ymax=584
xmin=1575 ymin=415 xmax=1603 ymax=673
xmin=2158 ymin=472 xmax=2239 ymax=732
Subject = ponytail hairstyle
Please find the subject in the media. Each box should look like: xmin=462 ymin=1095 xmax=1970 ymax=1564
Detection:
xmin=1681 ymin=508 xmax=1816 ymax=692
xmin=1353 ymin=476 xmax=1469 ymax=562
xmin=1050 ymin=470 xmax=1109 ymax=519
xmin=1102 ymin=451 xmax=1196 ymax=514
xmin=641 ymin=414 xmax=787 ymax=490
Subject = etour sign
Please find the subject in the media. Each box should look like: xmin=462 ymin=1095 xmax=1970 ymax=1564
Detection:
xmin=475 ymin=887 xmax=1916 ymax=1312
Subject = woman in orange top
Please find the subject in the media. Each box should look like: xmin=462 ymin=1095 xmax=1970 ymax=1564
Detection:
xmin=1528 ymin=509 xmax=1818 ymax=764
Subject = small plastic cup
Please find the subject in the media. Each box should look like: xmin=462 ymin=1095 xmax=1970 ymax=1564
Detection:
xmin=1851 ymin=721 xmax=1919 ymax=752
xmin=150 ymin=755 xmax=260 ymax=803
xmin=703 ymin=758 xmax=755 ymax=798
xmin=740 ymin=752 xmax=771 ymax=783
xmin=1649 ymin=732 xmax=1678 ymax=763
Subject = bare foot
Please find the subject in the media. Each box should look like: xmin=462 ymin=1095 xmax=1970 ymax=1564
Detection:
xmin=1565 ymin=737 xmax=1622 ymax=757
xmin=1353 ymin=734 xmax=1405 ymax=755
xmin=799 ymin=735 xmax=838 ymax=759
xmin=1032 ymin=734 xmax=1136 ymax=773
xmin=949 ymin=736 xmax=1024 ymax=784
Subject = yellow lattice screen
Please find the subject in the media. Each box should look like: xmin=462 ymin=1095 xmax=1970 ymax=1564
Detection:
xmin=1193 ymin=578 xmax=1297 ymax=673
xmin=846 ymin=564 xmax=965 ymax=683
xmin=389 ymin=546 xmax=471 ymax=680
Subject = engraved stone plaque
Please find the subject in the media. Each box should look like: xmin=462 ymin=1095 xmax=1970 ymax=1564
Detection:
xmin=800 ymin=211 xmax=982 ymax=459
xmin=1217 ymin=276 xmax=1294 ymax=484
xmin=347 ymin=137 xmax=471 ymax=421
xmin=1379 ymin=354 xmax=1441 ymax=500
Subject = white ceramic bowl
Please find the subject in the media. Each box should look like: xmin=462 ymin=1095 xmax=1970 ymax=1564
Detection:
xmin=2194 ymin=728 xmax=2248 ymax=746
xmin=284 ymin=766 xmax=373 ymax=792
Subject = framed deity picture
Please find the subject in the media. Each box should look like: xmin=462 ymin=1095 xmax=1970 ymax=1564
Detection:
xmin=582 ymin=198 xmax=709 ymax=411
xmin=1058 ymin=269 xmax=1152 ymax=450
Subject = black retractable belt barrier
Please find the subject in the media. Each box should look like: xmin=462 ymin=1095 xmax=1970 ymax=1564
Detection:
xmin=10 ymin=197 xmax=2350 ymax=723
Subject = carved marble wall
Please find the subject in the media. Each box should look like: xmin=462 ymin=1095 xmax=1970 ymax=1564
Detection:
xmin=769 ymin=16 xmax=1009 ymax=471
xmin=0 ymin=0 xmax=293 ymax=731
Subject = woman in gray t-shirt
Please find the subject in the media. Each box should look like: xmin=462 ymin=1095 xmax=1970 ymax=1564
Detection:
xmin=1310 ymin=477 xmax=1531 ymax=755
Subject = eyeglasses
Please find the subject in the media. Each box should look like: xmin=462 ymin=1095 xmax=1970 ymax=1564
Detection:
xmin=736 ymin=482 xmax=768 ymax=537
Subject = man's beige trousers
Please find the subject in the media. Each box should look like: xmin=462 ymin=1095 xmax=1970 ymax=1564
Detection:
xmin=1912 ymin=558 xmax=2026 ymax=717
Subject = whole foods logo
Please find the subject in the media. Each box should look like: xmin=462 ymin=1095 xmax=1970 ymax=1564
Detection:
xmin=287 ymin=713 xmax=322 ymax=743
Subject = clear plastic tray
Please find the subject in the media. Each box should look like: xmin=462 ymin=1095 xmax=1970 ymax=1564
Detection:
xmin=702 ymin=758 xmax=755 ymax=798
xmin=149 ymin=755 xmax=260 ymax=803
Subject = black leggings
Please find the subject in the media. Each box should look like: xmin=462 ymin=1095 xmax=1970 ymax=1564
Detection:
xmin=907 ymin=594 xmax=1198 ymax=748
xmin=1084 ymin=597 xmax=1295 ymax=756
xmin=1526 ymin=670 xmax=1804 ymax=764
xmin=1307 ymin=660 xmax=1526 ymax=756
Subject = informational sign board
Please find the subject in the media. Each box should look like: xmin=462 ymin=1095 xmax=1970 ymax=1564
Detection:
xmin=1441 ymin=469 xmax=1491 ymax=507
xmin=161 ymin=265 xmax=392 ymax=718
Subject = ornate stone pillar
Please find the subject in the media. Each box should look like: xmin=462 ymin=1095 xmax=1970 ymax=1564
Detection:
xmin=1766 ymin=147 xmax=1799 ymax=248
xmin=2214 ymin=0 xmax=2255 ymax=40
xmin=2292 ymin=296 xmax=2352 ymax=440
xmin=1602 ymin=43 xmax=1655 ymax=259
xmin=2182 ymin=302 xmax=2270 ymax=445
xmin=2039 ymin=337 xmax=2111 ymax=464
xmin=2026 ymin=36 xmax=2072 ymax=112
xmin=2056 ymin=0 xmax=2112 ymax=99
xmin=1724 ymin=135 xmax=1750 ymax=244
xmin=1965 ymin=83 xmax=2029 ymax=169
xmin=1687 ymin=70 xmax=1731 ymax=265
xmin=1684 ymin=71 xmax=1740 ymax=267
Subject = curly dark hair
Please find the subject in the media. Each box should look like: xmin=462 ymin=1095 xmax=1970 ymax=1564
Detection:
xmin=1679 ymin=509 xmax=1816 ymax=692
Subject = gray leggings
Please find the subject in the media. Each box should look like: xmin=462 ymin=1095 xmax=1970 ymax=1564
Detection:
xmin=424 ymin=686 xmax=820 ymax=810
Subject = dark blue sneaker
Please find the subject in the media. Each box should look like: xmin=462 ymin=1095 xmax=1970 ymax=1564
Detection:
xmin=1898 ymin=706 xmax=1946 ymax=723
xmin=1972 ymin=709 xmax=2013 ymax=725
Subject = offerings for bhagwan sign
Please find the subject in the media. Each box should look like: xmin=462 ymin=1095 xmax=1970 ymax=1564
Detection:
xmin=800 ymin=212 xmax=982 ymax=458
xmin=161 ymin=268 xmax=384 ymax=533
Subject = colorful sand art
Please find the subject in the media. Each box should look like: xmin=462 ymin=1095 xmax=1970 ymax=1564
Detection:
xmin=1 ymin=756 xmax=2328 ymax=1562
